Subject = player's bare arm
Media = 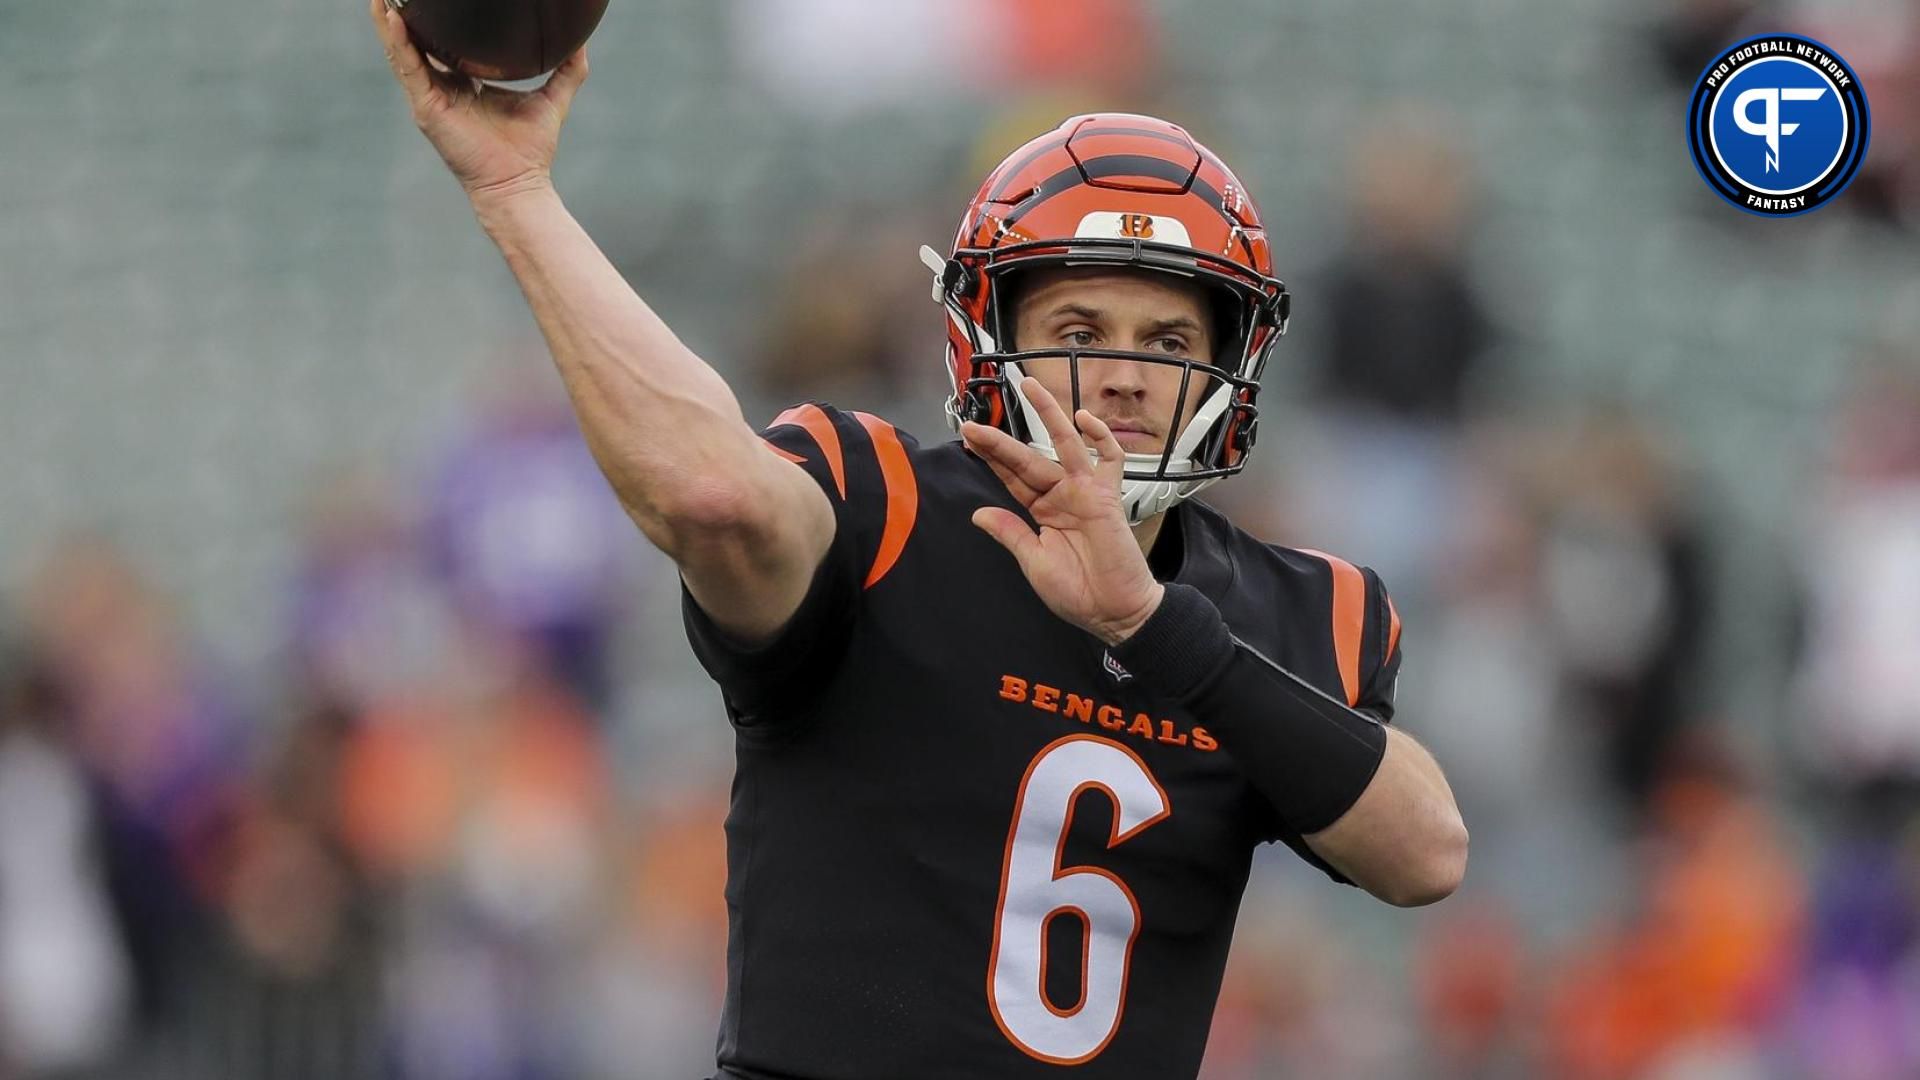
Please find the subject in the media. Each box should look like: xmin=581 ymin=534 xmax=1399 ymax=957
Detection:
xmin=370 ymin=0 xmax=831 ymax=642
xmin=968 ymin=373 xmax=1468 ymax=907
xmin=1304 ymin=726 xmax=1465 ymax=906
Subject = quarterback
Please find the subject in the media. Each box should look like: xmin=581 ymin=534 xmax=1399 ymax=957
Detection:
xmin=373 ymin=6 xmax=1468 ymax=1077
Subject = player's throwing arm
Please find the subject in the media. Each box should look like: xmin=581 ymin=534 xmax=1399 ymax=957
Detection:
xmin=369 ymin=0 xmax=834 ymax=643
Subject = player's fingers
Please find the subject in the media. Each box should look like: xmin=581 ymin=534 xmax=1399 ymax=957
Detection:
xmin=540 ymin=46 xmax=589 ymax=110
xmin=961 ymin=421 xmax=1040 ymax=479
xmin=372 ymin=0 xmax=411 ymax=77
xmin=375 ymin=3 xmax=435 ymax=103
xmin=1013 ymin=380 xmax=1090 ymax=476
xmin=981 ymin=456 xmax=1042 ymax=508
xmin=1021 ymin=378 xmax=1091 ymax=477
xmin=382 ymin=9 xmax=473 ymax=106
xmin=971 ymin=507 xmax=1041 ymax=566
xmin=962 ymin=421 xmax=1061 ymax=493
xmin=1076 ymin=409 xmax=1127 ymax=486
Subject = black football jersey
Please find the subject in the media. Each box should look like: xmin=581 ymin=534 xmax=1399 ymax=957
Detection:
xmin=683 ymin=403 xmax=1403 ymax=1080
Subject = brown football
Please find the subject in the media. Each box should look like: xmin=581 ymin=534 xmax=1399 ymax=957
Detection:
xmin=392 ymin=0 xmax=608 ymax=81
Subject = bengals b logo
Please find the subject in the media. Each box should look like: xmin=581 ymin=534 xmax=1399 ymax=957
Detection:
xmin=1118 ymin=213 xmax=1155 ymax=239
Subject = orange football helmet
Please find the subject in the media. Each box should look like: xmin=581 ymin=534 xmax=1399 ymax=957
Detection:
xmin=923 ymin=113 xmax=1291 ymax=523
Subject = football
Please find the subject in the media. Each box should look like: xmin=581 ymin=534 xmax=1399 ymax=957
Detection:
xmin=391 ymin=0 xmax=608 ymax=81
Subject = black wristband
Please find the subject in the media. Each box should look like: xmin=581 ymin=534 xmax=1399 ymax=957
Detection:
xmin=1110 ymin=583 xmax=1388 ymax=834
xmin=1109 ymin=583 xmax=1235 ymax=699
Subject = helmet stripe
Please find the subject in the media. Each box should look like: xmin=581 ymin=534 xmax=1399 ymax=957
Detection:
xmin=985 ymin=124 xmax=1199 ymax=204
xmin=1000 ymin=155 xmax=1230 ymax=230
xmin=987 ymin=135 xmax=1070 ymax=203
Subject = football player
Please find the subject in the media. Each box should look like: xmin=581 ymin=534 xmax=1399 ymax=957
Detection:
xmin=372 ymin=7 xmax=1467 ymax=1077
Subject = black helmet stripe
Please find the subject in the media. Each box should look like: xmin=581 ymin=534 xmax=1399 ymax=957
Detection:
xmin=1000 ymin=155 xmax=1230 ymax=230
xmin=986 ymin=135 xmax=1069 ymax=203
xmin=985 ymin=124 xmax=1198 ymax=204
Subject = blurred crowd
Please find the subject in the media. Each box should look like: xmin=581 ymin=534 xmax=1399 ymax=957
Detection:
xmin=0 ymin=384 xmax=733 ymax=1080
xmin=7 ymin=0 xmax=1920 ymax=1078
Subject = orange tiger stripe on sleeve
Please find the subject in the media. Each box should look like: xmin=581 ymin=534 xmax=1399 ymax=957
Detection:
xmin=1386 ymin=594 xmax=1402 ymax=662
xmin=852 ymin=412 xmax=919 ymax=589
xmin=769 ymin=404 xmax=847 ymax=499
xmin=1298 ymin=548 xmax=1366 ymax=707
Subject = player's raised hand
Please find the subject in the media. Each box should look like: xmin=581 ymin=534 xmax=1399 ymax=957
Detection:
xmin=369 ymin=0 xmax=587 ymax=201
xmin=963 ymin=378 xmax=1165 ymax=647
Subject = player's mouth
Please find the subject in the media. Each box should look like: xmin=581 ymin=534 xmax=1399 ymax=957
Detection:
xmin=1103 ymin=422 xmax=1161 ymax=454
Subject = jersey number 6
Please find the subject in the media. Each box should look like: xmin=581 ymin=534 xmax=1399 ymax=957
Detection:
xmin=987 ymin=734 xmax=1171 ymax=1064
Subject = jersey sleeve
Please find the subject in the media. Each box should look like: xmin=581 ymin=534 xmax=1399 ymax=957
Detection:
xmin=680 ymin=402 xmax=920 ymax=733
xmin=1354 ymin=566 xmax=1403 ymax=724
xmin=1265 ymin=560 xmax=1405 ymax=884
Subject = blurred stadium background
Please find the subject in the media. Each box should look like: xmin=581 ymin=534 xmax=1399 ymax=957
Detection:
xmin=3 ymin=0 xmax=1919 ymax=1076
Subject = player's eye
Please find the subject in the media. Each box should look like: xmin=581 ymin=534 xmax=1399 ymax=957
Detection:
xmin=1063 ymin=329 xmax=1098 ymax=348
xmin=1148 ymin=336 xmax=1190 ymax=355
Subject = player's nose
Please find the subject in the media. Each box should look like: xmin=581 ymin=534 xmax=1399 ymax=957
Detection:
xmin=1081 ymin=356 xmax=1150 ymax=404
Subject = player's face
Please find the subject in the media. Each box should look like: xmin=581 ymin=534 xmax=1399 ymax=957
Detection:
xmin=1010 ymin=267 xmax=1217 ymax=457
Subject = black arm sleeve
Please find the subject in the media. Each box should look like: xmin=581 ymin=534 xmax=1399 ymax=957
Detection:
xmin=1109 ymin=583 xmax=1390 ymax=836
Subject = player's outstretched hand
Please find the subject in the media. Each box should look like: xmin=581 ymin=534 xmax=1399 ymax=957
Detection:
xmin=963 ymin=378 xmax=1165 ymax=647
xmin=369 ymin=0 xmax=587 ymax=202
